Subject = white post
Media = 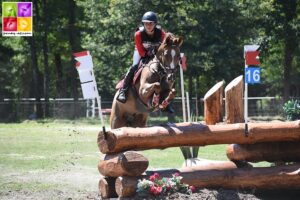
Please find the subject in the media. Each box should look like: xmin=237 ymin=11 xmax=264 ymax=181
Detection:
xmin=244 ymin=62 xmax=248 ymax=124
xmin=92 ymin=99 xmax=95 ymax=118
xmin=186 ymin=92 xmax=191 ymax=122
xmin=86 ymin=100 xmax=89 ymax=118
xmin=180 ymin=53 xmax=186 ymax=122
xmin=96 ymin=95 xmax=104 ymax=125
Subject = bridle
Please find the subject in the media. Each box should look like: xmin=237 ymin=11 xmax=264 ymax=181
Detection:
xmin=151 ymin=45 xmax=180 ymax=82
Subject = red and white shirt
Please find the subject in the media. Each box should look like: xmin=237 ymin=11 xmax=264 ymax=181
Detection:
xmin=134 ymin=27 xmax=166 ymax=57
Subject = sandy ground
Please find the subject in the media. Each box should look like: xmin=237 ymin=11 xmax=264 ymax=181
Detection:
xmin=0 ymin=165 xmax=101 ymax=200
xmin=1 ymin=164 xmax=300 ymax=200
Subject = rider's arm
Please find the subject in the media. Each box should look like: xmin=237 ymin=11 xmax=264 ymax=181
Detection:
xmin=134 ymin=31 xmax=146 ymax=57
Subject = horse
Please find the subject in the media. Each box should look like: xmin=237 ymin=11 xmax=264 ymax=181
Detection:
xmin=110 ymin=33 xmax=183 ymax=129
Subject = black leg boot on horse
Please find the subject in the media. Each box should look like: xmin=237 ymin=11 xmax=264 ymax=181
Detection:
xmin=117 ymin=64 xmax=138 ymax=103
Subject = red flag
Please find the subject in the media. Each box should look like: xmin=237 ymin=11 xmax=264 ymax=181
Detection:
xmin=181 ymin=55 xmax=187 ymax=71
xmin=245 ymin=51 xmax=260 ymax=65
xmin=73 ymin=51 xmax=89 ymax=58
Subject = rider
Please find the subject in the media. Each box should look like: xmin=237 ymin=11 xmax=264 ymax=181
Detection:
xmin=117 ymin=11 xmax=166 ymax=103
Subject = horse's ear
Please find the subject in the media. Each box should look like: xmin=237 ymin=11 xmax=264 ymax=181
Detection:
xmin=174 ymin=36 xmax=183 ymax=47
xmin=164 ymin=33 xmax=173 ymax=46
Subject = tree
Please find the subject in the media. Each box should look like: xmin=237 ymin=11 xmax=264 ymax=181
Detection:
xmin=263 ymin=0 xmax=299 ymax=102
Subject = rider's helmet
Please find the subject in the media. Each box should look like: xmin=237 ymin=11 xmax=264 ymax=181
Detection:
xmin=141 ymin=11 xmax=157 ymax=23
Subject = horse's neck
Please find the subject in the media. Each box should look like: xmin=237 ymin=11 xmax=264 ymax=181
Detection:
xmin=146 ymin=57 xmax=161 ymax=75
xmin=131 ymin=57 xmax=160 ymax=109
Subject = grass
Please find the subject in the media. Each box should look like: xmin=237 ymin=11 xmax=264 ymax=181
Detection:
xmin=0 ymin=119 xmax=271 ymax=196
xmin=0 ymin=120 xmax=228 ymax=171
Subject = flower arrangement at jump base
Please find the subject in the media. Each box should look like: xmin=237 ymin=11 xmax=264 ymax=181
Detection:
xmin=136 ymin=172 xmax=197 ymax=197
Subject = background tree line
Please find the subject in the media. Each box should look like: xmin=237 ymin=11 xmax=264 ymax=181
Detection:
xmin=0 ymin=0 xmax=299 ymax=119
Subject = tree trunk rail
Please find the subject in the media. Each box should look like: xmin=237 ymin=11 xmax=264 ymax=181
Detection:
xmin=97 ymin=120 xmax=300 ymax=154
xmin=226 ymin=142 xmax=300 ymax=162
xmin=115 ymin=163 xmax=300 ymax=197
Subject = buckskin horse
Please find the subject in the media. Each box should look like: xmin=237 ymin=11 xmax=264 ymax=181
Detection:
xmin=110 ymin=33 xmax=183 ymax=129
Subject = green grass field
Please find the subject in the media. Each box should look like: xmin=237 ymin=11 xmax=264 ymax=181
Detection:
xmin=0 ymin=119 xmax=270 ymax=198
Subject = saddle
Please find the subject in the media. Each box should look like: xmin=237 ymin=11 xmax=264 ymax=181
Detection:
xmin=115 ymin=61 xmax=146 ymax=90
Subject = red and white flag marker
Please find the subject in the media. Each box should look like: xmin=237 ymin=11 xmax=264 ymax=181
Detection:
xmin=73 ymin=51 xmax=104 ymax=125
xmin=243 ymin=45 xmax=260 ymax=134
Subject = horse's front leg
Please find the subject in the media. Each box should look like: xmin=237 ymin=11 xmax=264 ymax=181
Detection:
xmin=159 ymin=88 xmax=176 ymax=109
xmin=139 ymin=82 xmax=161 ymax=99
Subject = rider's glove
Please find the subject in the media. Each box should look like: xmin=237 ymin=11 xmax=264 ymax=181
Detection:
xmin=146 ymin=50 xmax=154 ymax=57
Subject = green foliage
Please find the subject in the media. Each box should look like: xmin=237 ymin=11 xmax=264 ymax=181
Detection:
xmin=283 ymin=99 xmax=300 ymax=121
xmin=1 ymin=0 xmax=300 ymax=119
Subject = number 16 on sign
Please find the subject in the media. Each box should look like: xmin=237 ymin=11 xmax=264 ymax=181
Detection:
xmin=244 ymin=44 xmax=260 ymax=126
xmin=245 ymin=67 xmax=261 ymax=84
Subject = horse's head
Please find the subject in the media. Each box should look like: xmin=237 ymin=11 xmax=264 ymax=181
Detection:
xmin=156 ymin=33 xmax=183 ymax=88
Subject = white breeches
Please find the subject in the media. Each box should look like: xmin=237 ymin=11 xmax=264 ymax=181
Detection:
xmin=133 ymin=49 xmax=141 ymax=66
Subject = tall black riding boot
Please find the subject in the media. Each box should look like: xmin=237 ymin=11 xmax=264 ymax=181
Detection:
xmin=117 ymin=64 xmax=138 ymax=103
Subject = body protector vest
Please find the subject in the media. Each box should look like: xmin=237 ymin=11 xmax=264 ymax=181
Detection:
xmin=138 ymin=26 xmax=162 ymax=55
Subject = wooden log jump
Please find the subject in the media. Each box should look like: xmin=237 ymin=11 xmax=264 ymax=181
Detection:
xmin=225 ymin=75 xmax=244 ymax=123
xmin=226 ymin=142 xmax=300 ymax=162
xmin=204 ymin=81 xmax=224 ymax=125
xmin=98 ymin=177 xmax=117 ymax=199
xmin=98 ymin=151 xmax=149 ymax=177
xmin=115 ymin=163 xmax=300 ymax=197
xmin=98 ymin=120 xmax=300 ymax=154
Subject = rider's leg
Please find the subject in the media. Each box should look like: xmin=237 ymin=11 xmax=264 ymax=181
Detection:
xmin=117 ymin=50 xmax=140 ymax=103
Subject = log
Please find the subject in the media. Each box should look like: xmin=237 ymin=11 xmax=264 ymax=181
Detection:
xmin=225 ymin=75 xmax=244 ymax=123
xmin=98 ymin=151 xmax=149 ymax=177
xmin=180 ymin=163 xmax=300 ymax=189
xmin=115 ymin=163 xmax=300 ymax=197
xmin=98 ymin=177 xmax=117 ymax=199
xmin=226 ymin=142 xmax=300 ymax=162
xmin=115 ymin=160 xmax=238 ymax=198
xmin=204 ymin=81 xmax=224 ymax=124
xmin=182 ymin=158 xmax=239 ymax=169
xmin=97 ymin=120 xmax=300 ymax=154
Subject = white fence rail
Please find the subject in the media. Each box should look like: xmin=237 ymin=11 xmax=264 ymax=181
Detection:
xmin=0 ymin=97 xmax=297 ymax=122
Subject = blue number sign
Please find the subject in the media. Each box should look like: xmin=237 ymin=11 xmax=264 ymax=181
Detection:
xmin=245 ymin=67 xmax=260 ymax=84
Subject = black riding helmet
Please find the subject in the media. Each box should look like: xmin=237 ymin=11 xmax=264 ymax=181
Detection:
xmin=142 ymin=11 xmax=157 ymax=23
